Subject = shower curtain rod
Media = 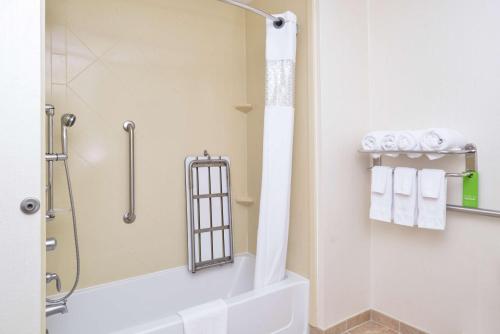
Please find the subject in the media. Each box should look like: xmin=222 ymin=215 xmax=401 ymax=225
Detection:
xmin=217 ymin=0 xmax=285 ymax=27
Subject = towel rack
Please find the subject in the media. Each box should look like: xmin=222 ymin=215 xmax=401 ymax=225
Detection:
xmin=359 ymin=143 xmax=500 ymax=219
xmin=359 ymin=143 xmax=478 ymax=172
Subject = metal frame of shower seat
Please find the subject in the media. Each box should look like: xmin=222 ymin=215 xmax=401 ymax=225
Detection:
xmin=187 ymin=153 xmax=234 ymax=273
xmin=359 ymin=143 xmax=500 ymax=218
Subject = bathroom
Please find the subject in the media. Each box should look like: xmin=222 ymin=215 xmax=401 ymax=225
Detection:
xmin=1 ymin=0 xmax=500 ymax=333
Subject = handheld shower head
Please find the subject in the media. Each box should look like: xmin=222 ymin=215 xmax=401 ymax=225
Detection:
xmin=61 ymin=114 xmax=77 ymax=155
xmin=62 ymin=113 xmax=77 ymax=127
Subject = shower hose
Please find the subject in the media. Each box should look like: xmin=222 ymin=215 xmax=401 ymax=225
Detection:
xmin=46 ymin=160 xmax=80 ymax=305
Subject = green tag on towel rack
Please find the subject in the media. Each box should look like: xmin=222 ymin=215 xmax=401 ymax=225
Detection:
xmin=463 ymin=171 xmax=479 ymax=208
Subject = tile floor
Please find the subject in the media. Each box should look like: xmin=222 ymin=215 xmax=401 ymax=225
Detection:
xmin=310 ymin=309 xmax=427 ymax=334
xmin=345 ymin=321 xmax=397 ymax=334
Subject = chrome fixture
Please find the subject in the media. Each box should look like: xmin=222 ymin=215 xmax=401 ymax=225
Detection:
xmin=123 ymin=121 xmax=136 ymax=224
xmin=217 ymin=0 xmax=285 ymax=28
xmin=360 ymin=143 xmax=500 ymax=219
xmin=46 ymin=273 xmax=62 ymax=292
xmin=44 ymin=113 xmax=76 ymax=163
xmin=46 ymin=104 xmax=55 ymax=219
xmin=44 ymin=104 xmax=81 ymax=311
xmin=45 ymin=303 xmax=68 ymax=317
xmin=20 ymin=197 xmax=41 ymax=215
xmin=45 ymin=153 xmax=68 ymax=161
xmin=447 ymin=205 xmax=500 ymax=218
xmin=46 ymin=238 xmax=57 ymax=252
xmin=61 ymin=113 xmax=76 ymax=155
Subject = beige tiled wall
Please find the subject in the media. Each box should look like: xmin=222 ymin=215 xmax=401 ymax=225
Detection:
xmin=45 ymin=0 xmax=250 ymax=293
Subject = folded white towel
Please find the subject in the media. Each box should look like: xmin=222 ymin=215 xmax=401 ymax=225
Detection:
xmin=370 ymin=166 xmax=393 ymax=223
xmin=393 ymin=167 xmax=418 ymax=227
xmin=178 ymin=299 xmax=228 ymax=334
xmin=397 ymin=130 xmax=425 ymax=158
xmin=361 ymin=131 xmax=386 ymax=158
xmin=380 ymin=132 xmax=399 ymax=158
xmin=420 ymin=128 xmax=467 ymax=160
xmin=417 ymin=169 xmax=447 ymax=230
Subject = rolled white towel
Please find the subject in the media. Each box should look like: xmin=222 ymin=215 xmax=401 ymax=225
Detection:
xmin=397 ymin=130 xmax=425 ymax=158
xmin=361 ymin=131 xmax=385 ymax=158
xmin=380 ymin=132 xmax=399 ymax=158
xmin=420 ymin=128 xmax=467 ymax=160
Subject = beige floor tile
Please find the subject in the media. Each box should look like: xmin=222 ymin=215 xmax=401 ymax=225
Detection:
xmin=400 ymin=322 xmax=428 ymax=334
xmin=347 ymin=310 xmax=371 ymax=330
xmin=310 ymin=325 xmax=324 ymax=334
xmin=326 ymin=321 xmax=347 ymax=334
xmin=348 ymin=321 xmax=398 ymax=334
xmin=371 ymin=310 xmax=400 ymax=331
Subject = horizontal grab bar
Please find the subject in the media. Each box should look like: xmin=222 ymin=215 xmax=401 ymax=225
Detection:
xmin=445 ymin=172 xmax=473 ymax=178
xmin=447 ymin=205 xmax=500 ymax=218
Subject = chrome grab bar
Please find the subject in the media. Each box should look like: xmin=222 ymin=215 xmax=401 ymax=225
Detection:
xmin=447 ymin=205 xmax=500 ymax=218
xmin=123 ymin=121 xmax=136 ymax=224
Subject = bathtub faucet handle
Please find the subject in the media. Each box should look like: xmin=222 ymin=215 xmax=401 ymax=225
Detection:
xmin=46 ymin=272 xmax=62 ymax=292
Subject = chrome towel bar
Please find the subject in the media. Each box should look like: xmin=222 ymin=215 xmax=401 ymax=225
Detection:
xmin=360 ymin=143 xmax=500 ymax=219
xmin=447 ymin=205 xmax=500 ymax=218
xmin=367 ymin=167 xmax=472 ymax=178
xmin=123 ymin=121 xmax=136 ymax=224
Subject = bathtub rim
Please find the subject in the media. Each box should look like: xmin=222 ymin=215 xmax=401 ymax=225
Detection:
xmin=48 ymin=252 xmax=309 ymax=301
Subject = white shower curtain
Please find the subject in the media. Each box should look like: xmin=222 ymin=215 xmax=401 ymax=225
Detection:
xmin=254 ymin=12 xmax=297 ymax=289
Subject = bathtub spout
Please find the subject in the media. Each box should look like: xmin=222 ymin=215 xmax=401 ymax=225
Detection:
xmin=46 ymin=303 xmax=68 ymax=317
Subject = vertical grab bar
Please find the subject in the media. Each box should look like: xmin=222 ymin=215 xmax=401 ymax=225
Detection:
xmin=123 ymin=121 xmax=136 ymax=224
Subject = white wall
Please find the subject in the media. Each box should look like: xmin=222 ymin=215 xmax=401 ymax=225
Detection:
xmin=0 ymin=0 xmax=44 ymax=333
xmin=315 ymin=0 xmax=500 ymax=332
xmin=315 ymin=0 xmax=371 ymax=329
xmin=369 ymin=1 xmax=500 ymax=333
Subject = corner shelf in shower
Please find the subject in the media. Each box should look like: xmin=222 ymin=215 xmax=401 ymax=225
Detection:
xmin=359 ymin=143 xmax=500 ymax=219
xmin=234 ymin=104 xmax=253 ymax=113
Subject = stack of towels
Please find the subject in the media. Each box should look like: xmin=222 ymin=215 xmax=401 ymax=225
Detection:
xmin=361 ymin=128 xmax=467 ymax=159
xmin=370 ymin=166 xmax=447 ymax=230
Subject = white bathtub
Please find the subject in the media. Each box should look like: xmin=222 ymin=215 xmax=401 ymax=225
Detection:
xmin=47 ymin=254 xmax=309 ymax=334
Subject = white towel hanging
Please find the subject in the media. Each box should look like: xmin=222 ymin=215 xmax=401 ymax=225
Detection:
xmin=369 ymin=166 xmax=394 ymax=223
xmin=417 ymin=169 xmax=447 ymax=230
xmin=393 ymin=167 xmax=418 ymax=227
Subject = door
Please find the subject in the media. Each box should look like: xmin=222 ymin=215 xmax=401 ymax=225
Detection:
xmin=0 ymin=0 xmax=45 ymax=333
